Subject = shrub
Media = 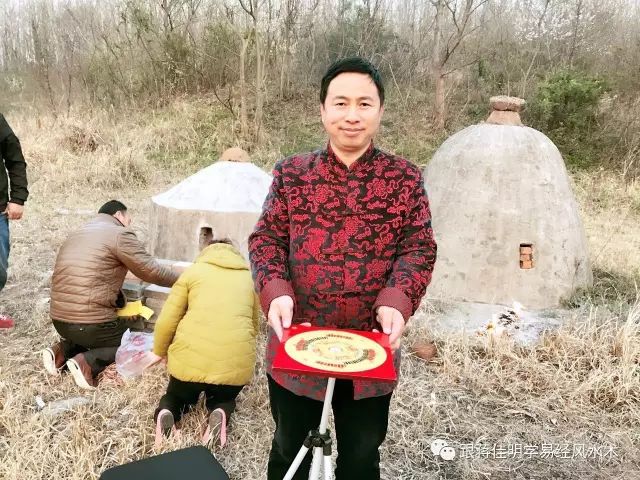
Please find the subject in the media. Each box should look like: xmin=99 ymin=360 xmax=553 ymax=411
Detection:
xmin=526 ymin=71 xmax=609 ymax=168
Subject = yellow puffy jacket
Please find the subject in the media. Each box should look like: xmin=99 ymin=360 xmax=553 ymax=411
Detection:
xmin=152 ymin=243 xmax=259 ymax=386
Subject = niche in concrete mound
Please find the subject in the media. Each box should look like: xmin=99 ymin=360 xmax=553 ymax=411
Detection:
xmin=423 ymin=96 xmax=592 ymax=309
xmin=149 ymin=148 xmax=272 ymax=261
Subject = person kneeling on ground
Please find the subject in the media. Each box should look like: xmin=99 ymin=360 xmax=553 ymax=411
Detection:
xmin=150 ymin=239 xmax=259 ymax=449
xmin=43 ymin=200 xmax=179 ymax=389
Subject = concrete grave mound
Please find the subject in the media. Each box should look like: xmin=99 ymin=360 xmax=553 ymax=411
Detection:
xmin=424 ymin=97 xmax=592 ymax=309
xmin=149 ymin=148 xmax=272 ymax=262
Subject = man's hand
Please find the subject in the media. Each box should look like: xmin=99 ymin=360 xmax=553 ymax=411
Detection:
xmin=268 ymin=295 xmax=294 ymax=341
xmin=4 ymin=202 xmax=24 ymax=220
xmin=376 ymin=306 xmax=406 ymax=350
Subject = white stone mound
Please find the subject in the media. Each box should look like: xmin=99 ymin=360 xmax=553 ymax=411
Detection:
xmin=424 ymin=96 xmax=592 ymax=309
xmin=152 ymin=161 xmax=272 ymax=213
xmin=148 ymin=156 xmax=273 ymax=262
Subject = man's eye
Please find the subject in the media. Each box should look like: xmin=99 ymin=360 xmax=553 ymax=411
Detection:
xmin=361 ymin=103 xmax=371 ymax=107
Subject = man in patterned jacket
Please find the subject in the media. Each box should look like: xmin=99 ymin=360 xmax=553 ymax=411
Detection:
xmin=249 ymin=57 xmax=437 ymax=480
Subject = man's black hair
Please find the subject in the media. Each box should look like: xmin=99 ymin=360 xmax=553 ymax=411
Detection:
xmin=207 ymin=238 xmax=234 ymax=246
xmin=320 ymin=57 xmax=385 ymax=106
xmin=98 ymin=200 xmax=127 ymax=216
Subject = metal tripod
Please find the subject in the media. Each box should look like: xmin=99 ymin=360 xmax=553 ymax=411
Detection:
xmin=283 ymin=377 xmax=336 ymax=480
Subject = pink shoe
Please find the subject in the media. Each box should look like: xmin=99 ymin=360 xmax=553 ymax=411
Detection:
xmin=154 ymin=409 xmax=174 ymax=448
xmin=0 ymin=314 xmax=14 ymax=329
xmin=202 ymin=408 xmax=227 ymax=447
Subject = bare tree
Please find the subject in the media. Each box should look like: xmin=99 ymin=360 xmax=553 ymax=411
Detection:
xmin=30 ymin=16 xmax=57 ymax=117
xmin=431 ymin=0 xmax=446 ymax=130
xmin=568 ymin=0 xmax=584 ymax=66
xmin=239 ymin=0 xmax=266 ymax=142
xmin=519 ymin=0 xmax=552 ymax=98
xmin=279 ymin=0 xmax=299 ymax=99
xmin=430 ymin=0 xmax=488 ymax=130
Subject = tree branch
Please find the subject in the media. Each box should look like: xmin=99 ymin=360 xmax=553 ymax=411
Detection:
xmin=442 ymin=57 xmax=480 ymax=77
xmin=238 ymin=0 xmax=255 ymax=20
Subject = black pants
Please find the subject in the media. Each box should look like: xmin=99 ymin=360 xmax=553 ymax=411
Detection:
xmin=267 ymin=375 xmax=392 ymax=480
xmin=52 ymin=318 xmax=142 ymax=376
xmin=155 ymin=376 xmax=244 ymax=423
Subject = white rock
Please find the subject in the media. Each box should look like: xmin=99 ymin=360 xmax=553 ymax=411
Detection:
xmin=152 ymin=161 xmax=272 ymax=213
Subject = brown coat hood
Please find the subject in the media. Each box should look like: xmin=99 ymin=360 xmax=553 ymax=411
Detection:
xmin=50 ymin=214 xmax=178 ymax=324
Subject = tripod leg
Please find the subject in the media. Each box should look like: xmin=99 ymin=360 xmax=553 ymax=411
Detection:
xmin=323 ymin=454 xmax=333 ymax=480
xmin=318 ymin=378 xmax=336 ymax=434
xmin=283 ymin=444 xmax=311 ymax=480
xmin=309 ymin=446 xmax=323 ymax=480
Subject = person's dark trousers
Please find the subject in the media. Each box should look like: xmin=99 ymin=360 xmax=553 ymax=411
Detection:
xmin=267 ymin=375 xmax=392 ymax=480
xmin=52 ymin=318 xmax=139 ymax=376
xmin=154 ymin=376 xmax=244 ymax=423
xmin=0 ymin=213 xmax=9 ymax=291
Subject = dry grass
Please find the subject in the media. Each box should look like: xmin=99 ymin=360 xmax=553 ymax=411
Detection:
xmin=1 ymin=99 xmax=639 ymax=479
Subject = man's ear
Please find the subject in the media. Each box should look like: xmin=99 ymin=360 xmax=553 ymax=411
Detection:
xmin=113 ymin=211 xmax=125 ymax=225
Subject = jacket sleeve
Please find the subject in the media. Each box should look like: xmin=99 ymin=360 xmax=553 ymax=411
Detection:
xmin=252 ymin=292 xmax=261 ymax=334
xmin=248 ymin=161 xmax=296 ymax=314
xmin=115 ymin=230 xmax=179 ymax=287
xmin=153 ymin=273 xmax=189 ymax=357
xmin=373 ymin=168 xmax=437 ymax=321
xmin=0 ymin=115 xmax=29 ymax=205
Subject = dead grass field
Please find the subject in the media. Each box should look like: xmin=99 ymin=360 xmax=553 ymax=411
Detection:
xmin=0 ymin=100 xmax=638 ymax=479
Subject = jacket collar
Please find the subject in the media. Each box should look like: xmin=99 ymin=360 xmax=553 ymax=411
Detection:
xmin=324 ymin=141 xmax=377 ymax=175
xmin=94 ymin=213 xmax=125 ymax=227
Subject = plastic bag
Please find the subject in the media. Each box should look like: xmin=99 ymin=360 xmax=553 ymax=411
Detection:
xmin=115 ymin=329 xmax=156 ymax=379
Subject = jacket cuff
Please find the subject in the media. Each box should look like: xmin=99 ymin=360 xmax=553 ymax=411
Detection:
xmin=152 ymin=345 xmax=166 ymax=357
xmin=373 ymin=287 xmax=413 ymax=321
xmin=260 ymin=278 xmax=295 ymax=315
xmin=8 ymin=198 xmax=25 ymax=205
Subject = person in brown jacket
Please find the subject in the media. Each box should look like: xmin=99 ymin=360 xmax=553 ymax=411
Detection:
xmin=43 ymin=200 xmax=179 ymax=389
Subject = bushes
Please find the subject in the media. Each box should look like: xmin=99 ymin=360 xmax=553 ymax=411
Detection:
xmin=524 ymin=71 xmax=640 ymax=179
xmin=526 ymin=71 xmax=609 ymax=169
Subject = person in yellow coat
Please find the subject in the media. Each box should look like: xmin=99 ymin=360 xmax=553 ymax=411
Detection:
xmin=151 ymin=239 xmax=259 ymax=448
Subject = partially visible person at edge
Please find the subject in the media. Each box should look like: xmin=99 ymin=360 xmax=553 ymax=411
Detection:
xmin=43 ymin=200 xmax=179 ymax=390
xmin=0 ymin=113 xmax=29 ymax=329
xmin=249 ymin=57 xmax=437 ymax=480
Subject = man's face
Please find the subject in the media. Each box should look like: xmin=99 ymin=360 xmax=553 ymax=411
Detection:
xmin=114 ymin=210 xmax=132 ymax=227
xmin=321 ymin=72 xmax=384 ymax=155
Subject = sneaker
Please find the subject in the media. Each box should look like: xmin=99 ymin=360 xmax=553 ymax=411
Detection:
xmin=42 ymin=343 xmax=66 ymax=376
xmin=154 ymin=409 xmax=174 ymax=448
xmin=66 ymin=354 xmax=97 ymax=390
xmin=0 ymin=314 xmax=14 ymax=329
xmin=202 ymin=408 xmax=227 ymax=447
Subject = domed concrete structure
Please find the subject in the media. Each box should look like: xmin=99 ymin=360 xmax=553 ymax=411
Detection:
xmin=148 ymin=148 xmax=272 ymax=262
xmin=424 ymin=96 xmax=592 ymax=308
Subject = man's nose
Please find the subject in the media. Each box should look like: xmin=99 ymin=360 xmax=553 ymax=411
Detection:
xmin=344 ymin=105 xmax=360 ymax=122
